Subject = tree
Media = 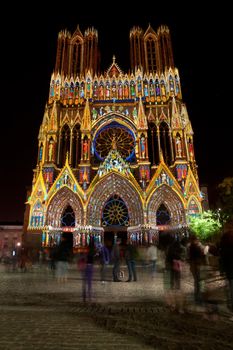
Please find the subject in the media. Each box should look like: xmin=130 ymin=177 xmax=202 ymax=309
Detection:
xmin=189 ymin=210 xmax=222 ymax=242
xmin=217 ymin=177 xmax=233 ymax=222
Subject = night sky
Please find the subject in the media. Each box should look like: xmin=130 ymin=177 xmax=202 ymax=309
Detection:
xmin=0 ymin=4 xmax=231 ymax=222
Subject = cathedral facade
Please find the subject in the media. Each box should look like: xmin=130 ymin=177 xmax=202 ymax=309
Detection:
xmin=25 ymin=24 xmax=202 ymax=248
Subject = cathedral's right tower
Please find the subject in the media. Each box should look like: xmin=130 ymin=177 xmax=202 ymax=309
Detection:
xmin=130 ymin=25 xmax=174 ymax=73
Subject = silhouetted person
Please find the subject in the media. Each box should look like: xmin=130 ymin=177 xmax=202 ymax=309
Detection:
xmin=97 ymin=243 xmax=110 ymax=283
xmin=55 ymin=235 xmax=70 ymax=282
xmin=49 ymin=246 xmax=57 ymax=272
xmin=187 ymin=235 xmax=205 ymax=304
xmin=125 ymin=241 xmax=138 ymax=282
xmin=79 ymin=243 xmax=95 ymax=302
xmin=146 ymin=244 xmax=158 ymax=277
xmin=111 ymin=238 xmax=121 ymax=282
xmin=165 ymin=239 xmax=186 ymax=312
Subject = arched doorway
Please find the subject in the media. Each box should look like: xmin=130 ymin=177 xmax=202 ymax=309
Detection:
xmin=60 ymin=205 xmax=75 ymax=250
xmin=102 ymin=194 xmax=129 ymax=249
xmin=156 ymin=203 xmax=171 ymax=225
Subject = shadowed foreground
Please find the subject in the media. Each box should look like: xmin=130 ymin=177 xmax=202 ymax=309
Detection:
xmin=0 ymin=265 xmax=232 ymax=349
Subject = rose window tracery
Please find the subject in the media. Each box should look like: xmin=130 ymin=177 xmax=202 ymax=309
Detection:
xmin=94 ymin=124 xmax=135 ymax=161
xmin=102 ymin=194 xmax=129 ymax=226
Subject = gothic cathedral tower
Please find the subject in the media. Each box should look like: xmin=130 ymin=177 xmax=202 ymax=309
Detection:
xmin=25 ymin=24 xmax=202 ymax=248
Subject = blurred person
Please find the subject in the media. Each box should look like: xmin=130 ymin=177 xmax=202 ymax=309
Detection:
xmin=125 ymin=240 xmax=138 ymax=282
xmin=49 ymin=246 xmax=57 ymax=272
xmin=165 ymin=239 xmax=186 ymax=313
xmin=187 ymin=235 xmax=205 ymax=304
xmin=19 ymin=247 xmax=29 ymax=273
xmin=111 ymin=238 xmax=121 ymax=282
xmin=97 ymin=243 xmax=110 ymax=283
xmin=146 ymin=244 xmax=158 ymax=277
xmin=38 ymin=249 xmax=44 ymax=268
xmin=78 ymin=243 xmax=95 ymax=302
xmin=11 ymin=248 xmax=18 ymax=271
xmin=54 ymin=235 xmax=71 ymax=283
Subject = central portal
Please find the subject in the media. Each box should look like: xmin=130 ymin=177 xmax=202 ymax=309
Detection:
xmin=102 ymin=194 xmax=129 ymax=249
xmin=103 ymin=226 xmax=128 ymax=251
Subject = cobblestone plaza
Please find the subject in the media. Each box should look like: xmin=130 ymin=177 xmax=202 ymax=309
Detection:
xmin=0 ymin=262 xmax=232 ymax=350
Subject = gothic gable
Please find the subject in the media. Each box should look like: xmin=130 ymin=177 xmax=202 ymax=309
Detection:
xmin=47 ymin=157 xmax=84 ymax=203
xmin=146 ymin=161 xmax=183 ymax=200
xmin=27 ymin=170 xmax=47 ymax=230
xmin=86 ymin=172 xmax=144 ymax=226
xmin=184 ymin=167 xmax=202 ymax=200
xmin=147 ymin=184 xmax=186 ymax=226
xmin=29 ymin=170 xmax=47 ymax=204
xmin=46 ymin=186 xmax=84 ymax=228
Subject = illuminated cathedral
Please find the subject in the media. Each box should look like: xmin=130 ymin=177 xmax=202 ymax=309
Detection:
xmin=25 ymin=24 xmax=203 ymax=249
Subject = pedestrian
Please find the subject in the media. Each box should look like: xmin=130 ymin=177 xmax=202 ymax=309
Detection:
xmin=54 ymin=235 xmax=71 ymax=283
xmin=187 ymin=235 xmax=205 ymax=304
xmin=49 ymin=246 xmax=56 ymax=272
xmin=146 ymin=244 xmax=158 ymax=277
xmin=97 ymin=243 xmax=110 ymax=283
xmin=81 ymin=242 xmax=95 ymax=302
xmin=165 ymin=239 xmax=186 ymax=313
xmin=111 ymin=238 xmax=121 ymax=282
xmin=125 ymin=241 xmax=138 ymax=282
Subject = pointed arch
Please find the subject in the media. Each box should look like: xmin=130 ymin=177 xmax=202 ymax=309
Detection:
xmin=86 ymin=173 xmax=144 ymax=226
xmin=187 ymin=196 xmax=202 ymax=217
xmin=60 ymin=124 xmax=71 ymax=166
xmin=147 ymin=185 xmax=186 ymax=226
xmin=70 ymin=33 xmax=84 ymax=77
xmin=72 ymin=124 xmax=81 ymax=168
xmin=92 ymin=118 xmax=136 ymax=162
xmin=144 ymin=32 xmax=158 ymax=73
xmin=156 ymin=203 xmax=171 ymax=225
xmin=61 ymin=205 xmax=76 ymax=227
xmin=92 ymin=113 xmax=137 ymax=137
xmin=148 ymin=121 xmax=158 ymax=165
xmin=159 ymin=121 xmax=172 ymax=165
xmin=46 ymin=187 xmax=84 ymax=228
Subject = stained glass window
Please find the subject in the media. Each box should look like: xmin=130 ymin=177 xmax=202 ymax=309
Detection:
xmin=156 ymin=204 xmax=170 ymax=225
xmin=61 ymin=205 xmax=75 ymax=227
xmin=102 ymin=195 xmax=129 ymax=226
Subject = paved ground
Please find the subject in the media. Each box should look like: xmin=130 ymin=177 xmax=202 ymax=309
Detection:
xmin=0 ymin=262 xmax=233 ymax=349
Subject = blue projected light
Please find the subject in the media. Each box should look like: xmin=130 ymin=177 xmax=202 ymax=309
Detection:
xmin=93 ymin=122 xmax=135 ymax=162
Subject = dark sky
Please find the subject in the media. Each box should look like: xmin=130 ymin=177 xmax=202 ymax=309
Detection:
xmin=0 ymin=4 xmax=231 ymax=222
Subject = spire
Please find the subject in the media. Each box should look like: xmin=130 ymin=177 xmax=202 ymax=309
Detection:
xmin=49 ymin=100 xmax=58 ymax=132
xmin=42 ymin=104 xmax=49 ymax=127
xmin=172 ymin=96 xmax=178 ymax=116
xmin=171 ymin=97 xmax=181 ymax=129
xmin=144 ymin=23 xmax=157 ymax=38
xmin=148 ymin=107 xmax=155 ymax=122
xmin=81 ymin=99 xmax=91 ymax=132
xmin=159 ymin=149 xmax=164 ymax=162
xmin=106 ymin=56 xmax=123 ymax=77
xmin=137 ymin=97 xmax=148 ymax=129
xmin=65 ymin=152 xmax=69 ymax=165
xmin=71 ymin=24 xmax=83 ymax=39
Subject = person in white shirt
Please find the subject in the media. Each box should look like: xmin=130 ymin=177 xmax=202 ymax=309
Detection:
xmin=147 ymin=244 xmax=158 ymax=276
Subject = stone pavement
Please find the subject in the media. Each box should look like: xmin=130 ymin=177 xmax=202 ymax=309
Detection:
xmin=0 ymin=262 xmax=233 ymax=350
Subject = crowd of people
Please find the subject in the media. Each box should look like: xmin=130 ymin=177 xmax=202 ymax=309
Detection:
xmin=1 ymin=227 xmax=233 ymax=320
